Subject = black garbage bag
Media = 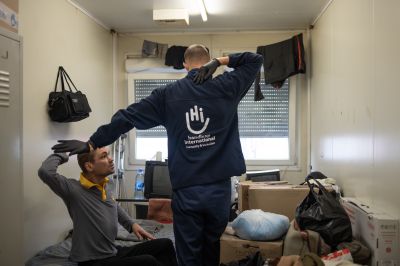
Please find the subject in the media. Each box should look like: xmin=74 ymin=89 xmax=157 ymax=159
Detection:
xmin=295 ymin=176 xmax=352 ymax=248
xmin=299 ymin=171 xmax=328 ymax=185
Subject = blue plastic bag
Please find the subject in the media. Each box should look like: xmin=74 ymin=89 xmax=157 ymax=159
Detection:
xmin=232 ymin=209 xmax=289 ymax=241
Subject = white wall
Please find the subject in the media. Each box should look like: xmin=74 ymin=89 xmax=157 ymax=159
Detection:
xmin=116 ymin=32 xmax=310 ymax=192
xmin=20 ymin=0 xmax=113 ymax=260
xmin=310 ymin=0 xmax=400 ymax=218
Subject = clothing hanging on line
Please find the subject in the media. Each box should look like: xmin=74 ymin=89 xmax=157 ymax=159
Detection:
xmin=254 ymin=33 xmax=306 ymax=101
xmin=164 ymin=45 xmax=188 ymax=69
xmin=142 ymin=40 xmax=169 ymax=58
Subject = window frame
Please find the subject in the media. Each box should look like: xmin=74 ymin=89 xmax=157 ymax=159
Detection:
xmin=126 ymin=70 xmax=299 ymax=168
xmin=243 ymin=74 xmax=298 ymax=167
xmin=127 ymin=72 xmax=186 ymax=166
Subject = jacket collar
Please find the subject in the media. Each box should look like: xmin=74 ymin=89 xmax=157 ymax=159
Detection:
xmin=186 ymin=68 xmax=199 ymax=80
xmin=79 ymin=173 xmax=109 ymax=201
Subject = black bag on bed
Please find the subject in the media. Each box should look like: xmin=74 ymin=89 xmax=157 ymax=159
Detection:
xmin=48 ymin=66 xmax=91 ymax=122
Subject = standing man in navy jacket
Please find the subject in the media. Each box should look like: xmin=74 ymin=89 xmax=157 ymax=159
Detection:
xmin=53 ymin=45 xmax=263 ymax=266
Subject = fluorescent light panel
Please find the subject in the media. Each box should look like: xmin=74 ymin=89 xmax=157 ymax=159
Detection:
xmin=197 ymin=0 xmax=207 ymax=21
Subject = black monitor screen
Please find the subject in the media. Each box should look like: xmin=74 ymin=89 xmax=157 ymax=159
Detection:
xmin=144 ymin=161 xmax=172 ymax=198
xmin=245 ymin=169 xmax=280 ymax=182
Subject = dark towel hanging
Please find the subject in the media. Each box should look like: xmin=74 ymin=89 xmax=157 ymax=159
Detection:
xmin=254 ymin=33 xmax=306 ymax=101
xmin=165 ymin=45 xmax=188 ymax=70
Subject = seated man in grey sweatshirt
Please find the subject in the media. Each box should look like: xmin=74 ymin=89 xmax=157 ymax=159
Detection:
xmin=38 ymin=147 xmax=177 ymax=266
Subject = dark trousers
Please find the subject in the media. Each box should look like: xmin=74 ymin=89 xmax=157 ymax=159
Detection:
xmin=172 ymin=179 xmax=231 ymax=266
xmin=78 ymin=238 xmax=177 ymax=266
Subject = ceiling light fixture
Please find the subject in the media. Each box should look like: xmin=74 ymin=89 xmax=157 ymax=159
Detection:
xmin=197 ymin=0 xmax=208 ymax=22
xmin=153 ymin=9 xmax=189 ymax=25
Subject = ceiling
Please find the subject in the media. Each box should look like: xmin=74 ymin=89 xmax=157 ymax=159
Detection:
xmin=70 ymin=0 xmax=330 ymax=33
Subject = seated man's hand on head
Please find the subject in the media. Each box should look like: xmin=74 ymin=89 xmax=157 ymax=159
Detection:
xmin=132 ymin=223 xmax=155 ymax=241
xmin=52 ymin=139 xmax=94 ymax=156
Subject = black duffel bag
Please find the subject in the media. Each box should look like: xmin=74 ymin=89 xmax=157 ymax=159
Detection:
xmin=295 ymin=175 xmax=352 ymax=249
xmin=48 ymin=66 xmax=91 ymax=122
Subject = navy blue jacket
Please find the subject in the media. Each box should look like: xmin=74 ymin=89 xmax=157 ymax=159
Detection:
xmin=90 ymin=52 xmax=263 ymax=189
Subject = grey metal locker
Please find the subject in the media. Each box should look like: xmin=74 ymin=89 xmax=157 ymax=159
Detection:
xmin=0 ymin=27 xmax=23 ymax=265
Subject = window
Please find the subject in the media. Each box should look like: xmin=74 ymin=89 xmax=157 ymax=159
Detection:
xmin=128 ymin=73 xmax=296 ymax=166
xmin=238 ymin=78 xmax=296 ymax=165
xmin=127 ymin=73 xmax=184 ymax=165
xmin=133 ymin=78 xmax=172 ymax=162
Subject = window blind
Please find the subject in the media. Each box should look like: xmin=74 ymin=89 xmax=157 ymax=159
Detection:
xmin=134 ymin=78 xmax=289 ymax=138
xmin=238 ymin=79 xmax=289 ymax=137
xmin=134 ymin=79 xmax=173 ymax=137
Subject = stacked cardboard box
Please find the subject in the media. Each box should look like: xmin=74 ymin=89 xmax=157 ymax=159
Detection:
xmin=220 ymin=233 xmax=283 ymax=263
xmin=228 ymin=181 xmax=336 ymax=263
xmin=221 ymin=181 xmax=308 ymax=262
xmin=238 ymin=181 xmax=309 ymax=221
xmin=342 ymin=197 xmax=399 ymax=266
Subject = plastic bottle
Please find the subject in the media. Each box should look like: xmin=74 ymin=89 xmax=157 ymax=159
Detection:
xmin=134 ymin=168 xmax=145 ymax=198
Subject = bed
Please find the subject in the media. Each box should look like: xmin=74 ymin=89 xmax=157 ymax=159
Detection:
xmin=26 ymin=219 xmax=175 ymax=266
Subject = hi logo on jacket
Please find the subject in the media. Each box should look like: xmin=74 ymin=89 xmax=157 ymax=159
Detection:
xmin=185 ymin=105 xmax=210 ymax=134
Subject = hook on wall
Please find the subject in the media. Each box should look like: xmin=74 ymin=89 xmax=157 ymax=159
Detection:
xmin=1 ymin=51 xmax=8 ymax=59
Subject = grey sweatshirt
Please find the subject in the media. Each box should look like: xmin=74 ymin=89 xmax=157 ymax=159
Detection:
xmin=38 ymin=153 xmax=135 ymax=262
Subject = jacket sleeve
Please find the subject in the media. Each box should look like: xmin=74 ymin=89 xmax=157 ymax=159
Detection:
xmin=38 ymin=153 xmax=71 ymax=200
xmin=117 ymin=204 xmax=136 ymax=233
xmin=90 ymin=87 xmax=166 ymax=148
xmin=214 ymin=52 xmax=263 ymax=102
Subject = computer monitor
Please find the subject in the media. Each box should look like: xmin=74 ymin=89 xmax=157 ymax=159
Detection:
xmin=144 ymin=160 xmax=172 ymax=198
xmin=245 ymin=169 xmax=280 ymax=182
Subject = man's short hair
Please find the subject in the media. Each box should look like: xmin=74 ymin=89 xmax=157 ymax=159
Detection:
xmin=184 ymin=44 xmax=210 ymax=63
xmin=77 ymin=151 xmax=96 ymax=173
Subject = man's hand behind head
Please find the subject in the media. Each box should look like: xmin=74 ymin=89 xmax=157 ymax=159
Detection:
xmin=52 ymin=139 xmax=90 ymax=156
xmin=193 ymin=58 xmax=221 ymax=85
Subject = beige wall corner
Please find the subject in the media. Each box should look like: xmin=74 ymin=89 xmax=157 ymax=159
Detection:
xmin=19 ymin=0 xmax=113 ymax=260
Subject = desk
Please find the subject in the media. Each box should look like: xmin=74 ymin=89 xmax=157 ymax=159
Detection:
xmin=116 ymin=197 xmax=149 ymax=219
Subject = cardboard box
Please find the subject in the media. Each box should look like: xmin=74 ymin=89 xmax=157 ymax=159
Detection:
xmin=220 ymin=233 xmax=283 ymax=263
xmin=238 ymin=180 xmax=254 ymax=211
xmin=238 ymin=181 xmax=289 ymax=212
xmin=342 ymin=197 xmax=399 ymax=266
xmin=247 ymin=184 xmax=309 ymax=221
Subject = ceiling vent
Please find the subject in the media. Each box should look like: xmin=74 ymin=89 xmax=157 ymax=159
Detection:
xmin=153 ymin=9 xmax=189 ymax=26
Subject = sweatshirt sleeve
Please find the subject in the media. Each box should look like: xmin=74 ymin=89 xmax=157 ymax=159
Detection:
xmin=89 ymin=87 xmax=166 ymax=148
xmin=117 ymin=204 xmax=136 ymax=232
xmin=214 ymin=52 xmax=263 ymax=102
xmin=38 ymin=153 xmax=71 ymax=200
